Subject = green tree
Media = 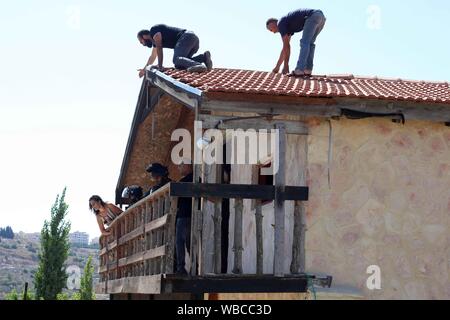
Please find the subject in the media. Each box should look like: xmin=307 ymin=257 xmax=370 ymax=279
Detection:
xmin=5 ymin=289 xmax=19 ymax=300
xmin=34 ymin=188 xmax=71 ymax=300
xmin=79 ymin=256 xmax=95 ymax=300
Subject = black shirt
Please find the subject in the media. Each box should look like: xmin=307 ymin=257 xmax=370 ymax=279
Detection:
xmin=149 ymin=24 xmax=186 ymax=49
xmin=177 ymin=173 xmax=193 ymax=219
xmin=278 ymin=9 xmax=316 ymax=36
xmin=144 ymin=177 xmax=171 ymax=198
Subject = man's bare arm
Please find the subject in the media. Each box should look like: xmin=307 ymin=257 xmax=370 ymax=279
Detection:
xmin=139 ymin=47 xmax=157 ymax=78
xmin=282 ymin=35 xmax=291 ymax=74
xmin=146 ymin=47 xmax=157 ymax=67
xmin=273 ymin=35 xmax=291 ymax=74
xmin=153 ymin=32 xmax=164 ymax=69
xmin=273 ymin=49 xmax=285 ymax=73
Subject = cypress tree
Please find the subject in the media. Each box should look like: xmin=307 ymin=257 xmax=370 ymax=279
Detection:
xmin=79 ymin=256 xmax=95 ymax=300
xmin=34 ymin=188 xmax=71 ymax=300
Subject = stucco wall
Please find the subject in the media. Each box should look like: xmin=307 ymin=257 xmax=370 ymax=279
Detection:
xmin=228 ymin=118 xmax=450 ymax=299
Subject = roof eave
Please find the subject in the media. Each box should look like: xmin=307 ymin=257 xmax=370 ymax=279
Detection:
xmin=146 ymin=68 xmax=202 ymax=109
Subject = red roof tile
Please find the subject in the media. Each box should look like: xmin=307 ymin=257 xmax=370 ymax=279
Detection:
xmin=163 ymin=68 xmax=450 ymax=105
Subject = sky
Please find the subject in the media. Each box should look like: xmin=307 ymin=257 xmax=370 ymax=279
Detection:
xmin=0 ymin=0 xmax=449 ymax=240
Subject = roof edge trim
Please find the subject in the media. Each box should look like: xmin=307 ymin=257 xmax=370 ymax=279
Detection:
xmin=146 ymin=68 xmax=202 ymax=108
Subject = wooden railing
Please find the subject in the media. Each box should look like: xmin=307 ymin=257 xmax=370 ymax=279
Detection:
xmin=97 ymin=181 xmax=311 ymax=295
xmin=97 ymin=184 xmax=177 ymax=294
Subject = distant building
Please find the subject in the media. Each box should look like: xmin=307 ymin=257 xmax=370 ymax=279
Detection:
xmin=25 ymin=232 xmax=41 ymax=242
xmin=90 ymin=237 xmax=100 ymax=245
xmin=69 ymin=232 xmax=89 ymax=247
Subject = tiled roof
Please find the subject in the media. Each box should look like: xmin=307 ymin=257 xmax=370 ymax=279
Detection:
xmin=163 ymin=68 xmax=450 ymax=105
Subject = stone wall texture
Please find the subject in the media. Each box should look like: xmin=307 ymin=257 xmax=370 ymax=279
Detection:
xmin=228 ymin=118 xmax=449 ymax=299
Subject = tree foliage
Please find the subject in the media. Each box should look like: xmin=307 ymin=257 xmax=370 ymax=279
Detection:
xmin=34 ymin=188 xmax=71 ymax=300
xmin=0 ymin=226 xmax=14 ymax=239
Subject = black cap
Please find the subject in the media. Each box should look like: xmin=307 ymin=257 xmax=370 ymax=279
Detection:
xmin=146 ymin=163 xmax=168 ymax=176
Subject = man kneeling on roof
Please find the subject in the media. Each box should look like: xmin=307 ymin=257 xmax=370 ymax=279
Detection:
xmin=137 ymin=24 xmax=213 ymax=78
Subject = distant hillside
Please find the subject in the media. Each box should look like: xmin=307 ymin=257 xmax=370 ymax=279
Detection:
xmin=0 ymin=234 xmax=103 ymax=300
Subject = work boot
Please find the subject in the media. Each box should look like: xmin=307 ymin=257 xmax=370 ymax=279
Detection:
xmin=204 ymin=51 xmax=213 ymax=71
xmin=187 ymin=64 xmax=207 ymax=73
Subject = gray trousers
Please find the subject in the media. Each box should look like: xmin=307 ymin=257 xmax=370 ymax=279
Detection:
xmin=173 ymin=31 xmax=206 ymax=69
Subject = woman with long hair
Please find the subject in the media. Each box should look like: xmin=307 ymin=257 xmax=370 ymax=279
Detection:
xmin=89 ymin=195 xmax=123 ymax=236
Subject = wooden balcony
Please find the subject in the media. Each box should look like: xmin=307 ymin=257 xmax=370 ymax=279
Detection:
xmin=96 ymin=182 xmax=332 ymax=297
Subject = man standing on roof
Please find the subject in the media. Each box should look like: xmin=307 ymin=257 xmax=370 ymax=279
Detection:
xmin=267 ymin=8 xmax=326 ymax=77
xmin=137 ymin=24 xmax=213 ymax=78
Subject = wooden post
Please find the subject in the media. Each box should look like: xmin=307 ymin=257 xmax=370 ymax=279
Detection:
xmin=290 ymin=201 xmax=307 ymax=273
xmin=23 ymin=282 xmax=28 ymax=300
xmin=190 ymin=108 xmax=202 ymax=276
xmin=274 ymin=124 xmax=286 ymax=277
xmin=144 ymin=201 xmax=149 ymax=276
xmin=190 ymin=172 xmax=201 ymax=274
xmin=165 ymin=196 xmax=178 ymax=274
xmin=157 ymin=197 xmax=164 ymax=274
xmin=213 ymin=164 xmax=222 ymax=274
xmin=255 ymin=200 xmax=264 ymax=275
xmin=114 ymin=223 xmax=120 ymax=280
xmin=232 ymin=198 xmax=244 ymax=274
xmin=141 ymin=205 xmax=145 ymax=276
xmin=291 ymin=134 xmax=308 ymax=274
xmin=213 ymin=200 xmax=222 ymax=274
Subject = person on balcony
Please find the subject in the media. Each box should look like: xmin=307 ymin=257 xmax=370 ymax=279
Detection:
xmin=144 ymin=163 xmax=171 ymax=198
xmin=137 ymin=24 xmax=213 ymax=77
xmin=175 ymin=160 xmax=193 ymax=275
xmin=89 ymin=195 xmax=123 ymax=237
xmin=121 ymin=185 xmax=144 ymax=209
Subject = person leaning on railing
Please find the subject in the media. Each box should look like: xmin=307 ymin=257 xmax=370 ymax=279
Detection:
xmin=89 ymin=195 xmax=123 ymax=238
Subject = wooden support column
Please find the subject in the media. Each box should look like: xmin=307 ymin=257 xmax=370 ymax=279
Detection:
xmin=291 ymin=134 xmax=308 ymax=274
xmin=274 ymin=124 xmax=286 ymax=277
xmin=165 ymin=196 xmax=178 ymax=274
xmin=255 ymin=200 xmax=264 ymax=275
xmin=144 ymin=201 xmax=150 ymax=276
xmin=190 ymin=111 xmax=202 ymax=276
xmin=213 ymin=200 xmax=222 ymax=274
xmin=291 ymin=201 xmax=307 ymax=274
xmin=213 ymin=164 xmax=222 ymax=274
xmin=232 ymin=198 xmax=244 ymax=274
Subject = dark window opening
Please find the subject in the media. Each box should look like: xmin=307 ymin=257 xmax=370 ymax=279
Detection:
xmin=258 ymin=163 xmax=274 ymax=205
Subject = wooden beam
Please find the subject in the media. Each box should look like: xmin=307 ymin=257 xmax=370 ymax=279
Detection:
xmin=202 ymin=99 xmax=340 ymax=118
xmin=119 ymin=253 xmax=144 ymax=268
xmin=162 ymin=275 xmax=314 ymax=294
xmin=147 ymin=69 xmax=200 ymax=109
xmin=232 ymin=199 xmax=244 ymax=274
xmin=202 ymin=96 xmax=450 ymax=123
xmin=274 ymin=124 xmax=286 ymax=277
xmin=291 ymin=201 xmax=307 ymax=274
xmin=143 ymin=245 xmax=166 ymax=261
xmin=170 ymin=182 xmax=309 ymax=201
xmin=190 ymin=107 xmax=202 ymax=276
xmin=199 ymin=115 xmax=309 ymax=135
xmin=106 ymin=275 xmax=162 ymax=295
xmin=119 ymin=227 xmax=144 ymax=246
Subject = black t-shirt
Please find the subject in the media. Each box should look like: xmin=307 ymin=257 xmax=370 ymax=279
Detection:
xmin=144 ymin=177 xmax=171 ymax=198
xmin=177 ymin=173 xmax=193 ymax=219
xmin=278 ymin=9 xmax=316 ymax=36
xmin=149 ymin=24 xmax=186 ymax=49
